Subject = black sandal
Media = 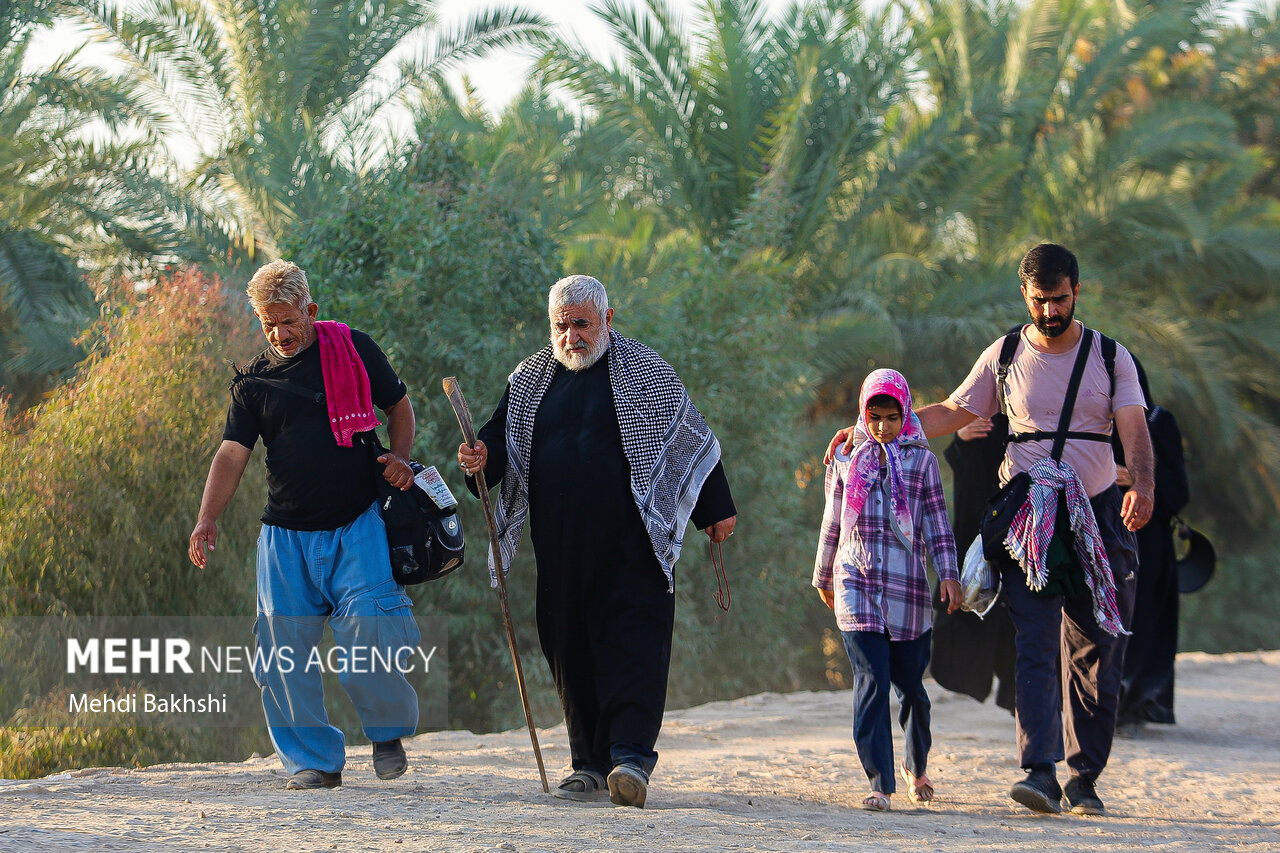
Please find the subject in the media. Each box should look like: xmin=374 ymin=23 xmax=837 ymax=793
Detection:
xmin=552 ymin=769 xmax=609 ymax=802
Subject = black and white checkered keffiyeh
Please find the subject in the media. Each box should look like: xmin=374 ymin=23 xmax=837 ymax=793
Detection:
xmin=489 ymin=329 xmax=721 ymax=592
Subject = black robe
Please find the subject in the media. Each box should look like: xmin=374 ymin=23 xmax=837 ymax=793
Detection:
xmin=929 ymin=415 xmax=1018 ymax=712
xmin=471 ymin=352 xmax=734 ymax=775
xmin=1115 ymin=405 xmax=1188 ymax=725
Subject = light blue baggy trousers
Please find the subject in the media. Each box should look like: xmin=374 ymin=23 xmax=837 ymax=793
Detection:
xmin=254 ymin=501 xmax=420 ymax=775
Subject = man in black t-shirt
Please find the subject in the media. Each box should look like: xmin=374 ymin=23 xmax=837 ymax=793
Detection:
xmin=188 ymin=260 xmax=421 ymax=790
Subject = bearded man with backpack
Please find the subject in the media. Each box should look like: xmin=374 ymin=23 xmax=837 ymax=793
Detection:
xmin=828 ymin=243 xmax=1154 ymax=816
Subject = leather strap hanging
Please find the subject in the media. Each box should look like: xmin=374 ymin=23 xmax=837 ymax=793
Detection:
xmin=709 ymin=540 xmax=731 ymax=612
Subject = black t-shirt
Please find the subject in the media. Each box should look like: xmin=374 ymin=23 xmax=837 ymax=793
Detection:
xmin=223 ymin=329 xmax=407 ymax=531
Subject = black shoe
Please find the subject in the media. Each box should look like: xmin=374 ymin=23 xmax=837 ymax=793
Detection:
xmin=607 ymin=763 xmax=649 ymax=808
xmin=285 ymin=769 xmax=342 ymax=790
xmin=1064 ymin=776 xmax=1105 ymax=815
xmin=1010 ymin=768 xmax=1062 ymax=814
xmin=372 ymin=738 xmax=407 ymax=780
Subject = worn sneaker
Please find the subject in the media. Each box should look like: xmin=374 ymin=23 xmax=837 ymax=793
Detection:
xmin=285 ymin=769 xmax=342 ymax=790
xmin=1010 ymin=768 xmax=1063 ymax=814
xmin=372 ymin=738 xmax=407 ymax=780
xmin=1064 ymin=776 xmax=1105 ymax=815
xmin=607 ymin=763 xmax=649 ymax=808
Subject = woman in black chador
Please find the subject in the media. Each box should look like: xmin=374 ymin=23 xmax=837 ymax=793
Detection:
xmin=929 ymin=414 xmax=1017 ymax=713
xmin=1114 ymin=360 xmax=1189 ymax=729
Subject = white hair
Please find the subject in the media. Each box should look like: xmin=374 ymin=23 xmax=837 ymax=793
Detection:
xmin=247 ymin=259 xmax=311 ymax=312
xmin=548 ymin=274 xmax=609 ymax=318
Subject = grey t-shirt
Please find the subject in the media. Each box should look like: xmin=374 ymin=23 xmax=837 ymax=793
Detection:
xmin=950 ymin=322 xmax=1146 ymax=497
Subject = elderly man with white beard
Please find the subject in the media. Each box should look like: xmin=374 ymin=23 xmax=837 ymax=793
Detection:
xmin=457 ymin=275 xmax=736 ymax=808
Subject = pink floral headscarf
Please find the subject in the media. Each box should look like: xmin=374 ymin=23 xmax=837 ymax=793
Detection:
xmin=839 ymin=368 xmax=928 ymax=557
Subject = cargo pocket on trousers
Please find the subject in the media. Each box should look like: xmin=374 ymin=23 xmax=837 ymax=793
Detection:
xmin=374 ymin=593 xmax=421 ymax=667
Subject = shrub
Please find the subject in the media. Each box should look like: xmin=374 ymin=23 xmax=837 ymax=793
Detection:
xmin=0 ymin=267 xmax=269 ymax=772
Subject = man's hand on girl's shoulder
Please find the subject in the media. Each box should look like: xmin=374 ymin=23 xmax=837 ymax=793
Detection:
xmin=824 ymin=426 xmax=857 ymax=464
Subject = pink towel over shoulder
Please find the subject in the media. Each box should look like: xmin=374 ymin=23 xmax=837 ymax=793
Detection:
xmin=315 ymin=320 xmax=380 ymax=447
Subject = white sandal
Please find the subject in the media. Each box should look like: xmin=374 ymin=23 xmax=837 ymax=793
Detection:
xmin=861 ymin=791 xmax=891 ymax=811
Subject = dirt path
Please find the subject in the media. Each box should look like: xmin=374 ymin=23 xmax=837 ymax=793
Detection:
xmin=1 ymin=651 xmax=1276 ymax=852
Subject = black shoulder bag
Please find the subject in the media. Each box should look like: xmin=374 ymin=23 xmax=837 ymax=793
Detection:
xmin=233 ymin=373 xmax=465 ymax=584
xmin=978 ymin=328 xmax=1101 ymax=562
xmin=363 ymin=434 xmax=466 ymax=585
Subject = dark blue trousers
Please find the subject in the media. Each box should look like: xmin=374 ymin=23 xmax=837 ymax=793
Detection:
xmin=842 ymin=629 xmax=933 ymax=794
xmin=999 ymin=485 xmax=1138 ymax=782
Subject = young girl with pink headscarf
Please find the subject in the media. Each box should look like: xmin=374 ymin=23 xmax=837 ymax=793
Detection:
xmin=813 ymin=368 xmax=963 ymax=811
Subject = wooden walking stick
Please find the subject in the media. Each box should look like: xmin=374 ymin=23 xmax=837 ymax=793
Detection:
xmin=442 ymin=377 xmax=550 ymax=794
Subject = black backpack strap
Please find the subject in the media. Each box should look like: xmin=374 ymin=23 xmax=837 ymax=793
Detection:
xmin=1049 ymin=328 xmax=1095 ymax=461
xmin=1004 ymin=327 xmax=1114 ymax=458
xmin=234 ymin=373 xmax=325 ymax=406
xmin=1008 ymin=430 xmax=1112 ymax=445
xmin=232 ymin=372 xmax=388 ymax=454
xmin=995 ymin=329 xmax=1022 ymax=418
xmin=1101 ymin=333 xmax=1116 ymax=399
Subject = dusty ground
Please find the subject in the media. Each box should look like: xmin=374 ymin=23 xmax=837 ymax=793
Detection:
xmin=1 ymin=651 xmax=1276 ymax=852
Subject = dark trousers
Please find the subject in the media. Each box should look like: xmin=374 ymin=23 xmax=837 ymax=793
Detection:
xmin=534 ymin=540 xmax=674 ymax=779
xmin=842 ymin=629 xmax=933 ymax=794
xmin=1000 ymin=485 xmax=1138 ymax=782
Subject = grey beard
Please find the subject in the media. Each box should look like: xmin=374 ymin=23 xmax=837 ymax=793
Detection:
xmin=553 ymin=335 xmax=610 ymax=371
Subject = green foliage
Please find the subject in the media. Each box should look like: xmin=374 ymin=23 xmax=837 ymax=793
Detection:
xmin=71 ymin=0 xmax=552 ymax=252
xmin=0 ymin=269 xmax=261 ymax=621
xmin=0 ymin=268 xmax=264 ymax=719
xmin=1 ymin=706 xmax=190 ymax=779
xmin=541 ymin=0 xmax=910 ymax=253
xmin=0 ymin=228 xmax=91 ymax=408
xmin=1180 ymin=524 xmax=1280 ymax=653
xmin=406 ymin=85 xmax=626 ymax=248
xmin=0 ymin=267 xmax=273 ymax=774
xmin=1 ymin=0 xmax=223 ymax=407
